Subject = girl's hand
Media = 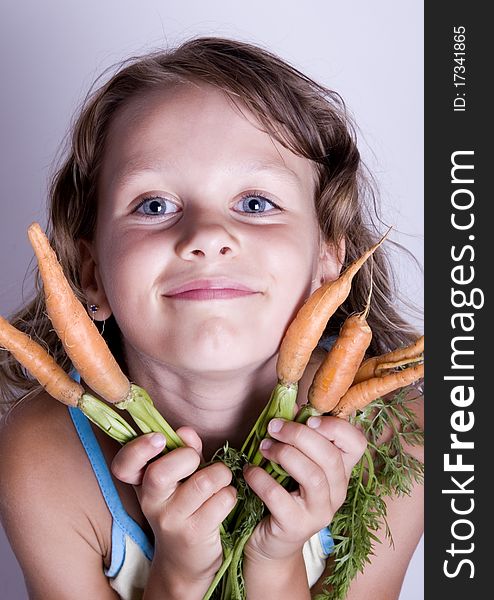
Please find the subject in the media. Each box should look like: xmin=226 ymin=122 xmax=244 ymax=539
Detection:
xmin=111 ymin=428 xmax=236 ymax=597
xmin=243 ymin=416 xmax=367 ymax=564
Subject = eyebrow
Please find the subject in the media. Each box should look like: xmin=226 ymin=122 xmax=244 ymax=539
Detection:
xmin=112 ymin=158 xmax=303 ymax=189
xmin=111 ymin=159 xmax=173 ymax=189
xmin=240 ymin=160 xmax=302 ymax=186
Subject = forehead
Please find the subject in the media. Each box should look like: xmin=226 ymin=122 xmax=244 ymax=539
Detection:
xmin=100 ymin=83 xmax=317 ymax=193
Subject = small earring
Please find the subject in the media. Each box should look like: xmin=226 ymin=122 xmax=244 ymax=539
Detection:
xmin=89 ymin=304 xmax=99 ymax=313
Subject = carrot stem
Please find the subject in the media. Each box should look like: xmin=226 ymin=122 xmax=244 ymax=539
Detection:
xmin=364 ymin=448 xmax=375 ymax=492
xmin=78 ymin=393 xmax=138 ymax=444
xmin=295 ymin=402 xmax=323 ymax=423
xmin=228 ymin=528 xmax=254 ymax=599
xmin=268 ymin=460 xmax=290 ymax=479
xmin=203 ymin=550 xmax=234 ymax=600
xmin=240 ymin=382 xmax=298 ymax=465
xmin=116 ymin=384 xmax=184 ymax=450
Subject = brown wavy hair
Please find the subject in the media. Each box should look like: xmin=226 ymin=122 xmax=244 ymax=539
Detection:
xmin=0 ymin=36 xmax=421 ymax=412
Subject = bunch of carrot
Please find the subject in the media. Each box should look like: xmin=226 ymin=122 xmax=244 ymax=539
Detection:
xmin=0 ymin=223 xmax=424 ymax=600
xmin=203 ymin=233 xmax=424 ymax=598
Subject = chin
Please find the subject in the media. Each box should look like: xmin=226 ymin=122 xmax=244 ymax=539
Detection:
xmin=182 ymin=345 xmax=259 ymax=372
xmin=176 ymin=339 xmax=275 ymax=375
xmin=156 ymin=320 xmax=280 ymax=372
xmin=181 ymin=349 xmax=259 ymax=373
xmin=180 ymin=319 xmax=252 ymax=355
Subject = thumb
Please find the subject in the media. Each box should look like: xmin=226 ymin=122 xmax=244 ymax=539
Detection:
xmin=176 ymin=426 xmax=204 ymax=461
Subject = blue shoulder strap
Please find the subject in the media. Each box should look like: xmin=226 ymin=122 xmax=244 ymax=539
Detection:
xmin=67 ymin=371 xmax=154 ymax=576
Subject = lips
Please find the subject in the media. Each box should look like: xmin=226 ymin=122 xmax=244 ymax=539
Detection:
xmin=164 ymin=278 xmax=259 ymax=300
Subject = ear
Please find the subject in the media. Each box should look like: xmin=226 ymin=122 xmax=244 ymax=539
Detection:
xmin=78 ymin=239 xmax=112 ymax=321
xmin=313 ymin=235 xmax=346 ymax=292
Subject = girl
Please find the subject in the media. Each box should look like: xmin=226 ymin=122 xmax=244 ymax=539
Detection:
xmin=0 ymin=37 xmax=423 ymax=599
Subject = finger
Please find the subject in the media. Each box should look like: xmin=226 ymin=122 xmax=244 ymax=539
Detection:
xmin=189 ymin=485 xmax=237 ymax=536
xmin=140 ymin=446 xmax=201 ymax=508
xmin=267 ymin=419 xmax=347 ymax=481
xmin=259 ymin=438 xmax=337 ymax=511
xmin=269 ymin=417 xmax=367 ymax=478
xmin=111 ymin=433 xmax=166 ymax=485
xmin=175 ymin=426 xmax=204 ymax=460
xmin=168 ymin=462 xmax=234 ymax=520
xmin=305 ymin=416 xmax=368 ymax=477
xmin=243 ymin=465 xmax=295 ymax=534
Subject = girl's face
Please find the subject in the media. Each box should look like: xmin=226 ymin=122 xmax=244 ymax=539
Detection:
xmin=88 ymin=84 xmax=339 ymax=375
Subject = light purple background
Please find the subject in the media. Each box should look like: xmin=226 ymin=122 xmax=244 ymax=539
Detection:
xmin=0 ymin=1 xmax=423 ymax=598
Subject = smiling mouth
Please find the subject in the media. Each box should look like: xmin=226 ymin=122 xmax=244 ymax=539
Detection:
xmin=164 ymin=277 xmax=260 ymax=300
xmin=166 ymin=288 xmax=258 ymax=301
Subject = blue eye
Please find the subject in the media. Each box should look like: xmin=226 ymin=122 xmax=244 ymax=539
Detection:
xmin=235 ymin=194 xmax=278 ymax=215
xmin=135 ymin=197 xmax=179 ymax=217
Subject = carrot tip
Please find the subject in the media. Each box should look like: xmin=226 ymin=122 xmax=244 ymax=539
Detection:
xmin=27 ymin=221 xmax=131 ymax=405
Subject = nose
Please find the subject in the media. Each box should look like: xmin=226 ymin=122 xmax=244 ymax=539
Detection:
xmin=175 ymin=222 xmax=239 ymax=260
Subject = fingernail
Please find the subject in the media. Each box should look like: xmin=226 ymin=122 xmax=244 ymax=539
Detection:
xmin=268 ymin=419 xmax=283 ymax=433
xmin=307 ymin=416 xmax=322 ymax=429
xmin=260 ymin=438 xmax=273 ymax=451
xmin=150 ymin=433 xmax=166 ymax=448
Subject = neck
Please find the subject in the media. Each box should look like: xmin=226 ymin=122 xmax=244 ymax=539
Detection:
xmin=124 ymin=353 xmax=279 ymax=460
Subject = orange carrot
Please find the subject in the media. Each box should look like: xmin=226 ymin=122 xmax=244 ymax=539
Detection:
xmin=375 ymin=355 xmax=423 ymax=376
xmin=0 ymin=314 xmax=83 ymax=406
xmin=331 ymin=362 xmax=424 ymax=418
xmin=353 ymin=335 xmax=424 ymax=384
xmin=27 ymin=223 xmax=131 ymax=404
xmin=276 ymin=230 xmax=389 ymax=385
xmin=308 ymin=311 xmax=372 ymax=413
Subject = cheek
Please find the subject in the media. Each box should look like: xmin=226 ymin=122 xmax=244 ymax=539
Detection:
xmin=97 ymin=233 xmax=165 ymax=314
xmin=261 ymin=229 xmax=319 ymax=324
xmin=266 ymin=223 xmax=320 ymax=281
xmin=92 ymin=219 xmax=322 ymax=369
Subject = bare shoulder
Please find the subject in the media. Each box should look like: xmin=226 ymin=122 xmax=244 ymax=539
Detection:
xmin=0 ymin=392 xmax=117 ymax=598
xmin=0 ymin=391 xmax=98 ymax=506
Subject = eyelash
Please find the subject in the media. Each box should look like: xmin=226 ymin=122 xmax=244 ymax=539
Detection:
xmin=133 ymin=192 xmax=281 ymax=219
xmin=235 ymin=192 xmax=281 ymax=216
xmin=133 ymin=196 xmax=179 ymax=219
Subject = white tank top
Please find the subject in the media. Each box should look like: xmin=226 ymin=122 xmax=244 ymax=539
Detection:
xmin=68 ymin=394 xmax=333 ymax=598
